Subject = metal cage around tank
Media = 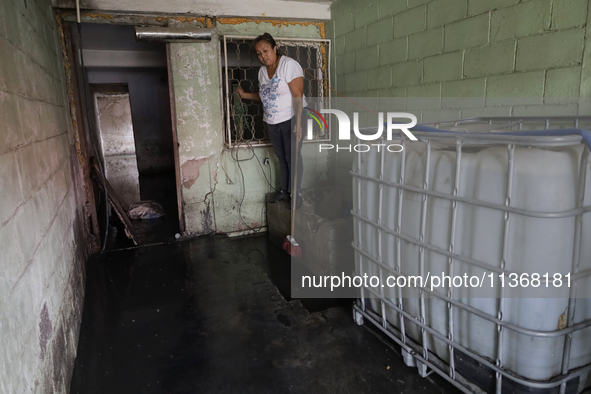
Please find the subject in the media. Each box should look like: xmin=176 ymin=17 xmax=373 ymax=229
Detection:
xmin=351 ymin=116 xmax=591 ymax=394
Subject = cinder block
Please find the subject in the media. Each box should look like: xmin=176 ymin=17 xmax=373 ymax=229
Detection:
xmin=392 ymin=61 xmax=422 ymax=87
xmin=337 ymin=52 xmax=356 ymax=75
xmin=16 ymin=143 xmax=41 ymax=202
xmin=421 ymin=108 xmax=461 ymax=123
xmin=18 ymin=97 xmax=43 ymax=145
xmin=486 ymin=71 xmax=545 ymax=106
xmin=0 ymin=0 xmax=7 ymax=40
xmin=444 ymin=14 xmax=489 ymax=52
xmin=34 ymin=138 xmax=59 ymax=190
xmin=551 ymin=0 xmax=588 ymax=29
xmin=19 ymin=19 xmax=43 ymax=67
xmin=442 ymin=78 xmax=486 ymax=108
xmin=47 ymin=104 xmax=66 ymax=140
xmin=0 ymin=152 xmax=24 ymax=225
xmin=423 ymin=51 xmax=463 ymax=83
xmin=376 ymin=95 xmax=407 ymax=113
xmin=378 ymin=87 xmax=406 ymax=97
xmin=490 ymin=0 xmax=551 ymax=42
xmin=0 ymin=92 xmax=23 ymax=154
xmin=355 ymin=45 xmax=378 ymax=71
xmin=516 ymin=29 xmax=584 ymax=71
xmin=394 ymin=6 xmax=426 ymax=38
xmin=379 ymin=37 xmax=407 ymax=65
xmin=461 ymin=105 xmax=512 ymax=118
xmin=355 ymin=2 xmax=379 ymax=29
xmin=334 ymin=11 xmax=356 ymax=37
xmin=408 ymin=0 xmax=429 ymax=7
xmin=334 ymin=34 xmax=346 ymax=56
xmin=408 ymin=28 xmax=442 ymax=60
xmin=345 ymin=70 xmax=367 ymax=92
xmin=468 ymin=0 xmax=519 ymax=16
xmin=0 ymin=0 xmax=23 ymax=48
xmin=427 ymin=0 xmax=467 ymax=28
xmin=544 ymin=67 xmax=582 ymax=103
xmin=12 ymin=193 xmax=46 ymax=266
xmin=0 ymin=37 xmax=25 ymax=94
xmin=407 ymin=83 xmax=441 ymax=109
xmin=407 ymin=83 xmax=441 ymax=97
xmin=378 ymin=0 xmax=407 ymax=18
xmin=335 ymin=73 xmax=347 ymax=91
xmin=367 ymin=17 xmax=393 ymax=46
xmin=512 ymin=104 xmax=578 ymax=116
xmin=367 ymin=66 xmax=393 ymax=90
xmin=48 ymin=73 xmax=66 ymax=107
xmin=22 ymin=60 xmax=41 ymax=101
xmin=344 ymin=28 xmax=366 ymax=53
xmin=464 ymin=41 xmax=515 ymax=78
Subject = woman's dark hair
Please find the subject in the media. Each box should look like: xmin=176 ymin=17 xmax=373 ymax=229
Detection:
xmin=252 ymin=33 xmax=277 ymax=52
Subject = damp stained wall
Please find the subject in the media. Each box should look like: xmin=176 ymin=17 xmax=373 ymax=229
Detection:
xmin=169 ymin=21 xmax=327 ymax=235
xmin=327 ymin=0 xmax=591 ymax=201
xmin=94 ymin=93 xmax=141 ymax=208
xmin=0 ymin=0 xmax=87 ymax=392
xmin=83 ymin=24 xmax=175 ymax=175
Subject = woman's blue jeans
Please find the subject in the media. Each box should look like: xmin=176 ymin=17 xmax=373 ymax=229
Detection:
xmin=267 ymin=119 xmax=303 ymax=194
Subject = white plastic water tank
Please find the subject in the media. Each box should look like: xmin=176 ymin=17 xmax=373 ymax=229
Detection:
xmin=353 ymin=132 xmax=591 ymax=387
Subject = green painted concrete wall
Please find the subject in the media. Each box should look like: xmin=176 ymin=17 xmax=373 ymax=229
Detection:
xmin=329 ymin=0 xmax=589 ymax=104
xmin=0 ymin=0 xmax=86 ymax=392
xmin=170 ymin=21 xmax=327 ymax=235
xmin=327 ymin=0 xmax=591 ymax=201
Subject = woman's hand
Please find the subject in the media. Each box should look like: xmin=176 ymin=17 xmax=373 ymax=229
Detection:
xmin=293 ymin=123 xmax=303 ymax=143
xmin=288 ymin=77 xmax=304 ymax=143
xmin=236 ymin=88 xmax=261 ymax=101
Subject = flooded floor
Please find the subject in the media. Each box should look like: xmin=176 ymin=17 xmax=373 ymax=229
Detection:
xmin=70 ymin=234 xmax=456 ymax=394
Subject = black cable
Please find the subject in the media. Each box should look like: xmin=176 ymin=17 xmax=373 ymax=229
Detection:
xmin=230 ymin=143 xmax=264 ymax=233
xmin=250 ymin=144 xmax=278 ymax=192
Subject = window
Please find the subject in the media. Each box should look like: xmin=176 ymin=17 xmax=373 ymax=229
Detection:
xmin=221 ymin=36 xmax=331 ymax=147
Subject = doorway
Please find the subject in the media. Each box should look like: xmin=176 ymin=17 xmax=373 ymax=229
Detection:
xmin=75 ymin=23 xmax=180 ymax=247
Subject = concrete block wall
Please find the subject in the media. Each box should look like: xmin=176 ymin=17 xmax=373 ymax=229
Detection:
xmin=330 ymin=0 xmax=589 ymax=108
xmin=328 ymin=0 xmax=591 ymax=200
xmin=0 ymin=0 xmax=86 ymax=392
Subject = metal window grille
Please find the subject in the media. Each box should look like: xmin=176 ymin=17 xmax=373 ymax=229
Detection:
xmin=221 ymin=35 xmax=331 ymax=147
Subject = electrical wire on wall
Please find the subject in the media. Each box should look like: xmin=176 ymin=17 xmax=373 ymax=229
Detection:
xmin=229 ymin=141 xmax=278 ymax=233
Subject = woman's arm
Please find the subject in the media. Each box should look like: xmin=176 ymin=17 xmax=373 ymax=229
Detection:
xmin=288 ymin=76 xmax=304 ymax=142
xmin=236 ymin=87 xmax=261 ymax=101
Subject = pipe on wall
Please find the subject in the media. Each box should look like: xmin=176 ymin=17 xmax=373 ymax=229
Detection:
xmin=135 ymin=27 xmax=212 ymax=42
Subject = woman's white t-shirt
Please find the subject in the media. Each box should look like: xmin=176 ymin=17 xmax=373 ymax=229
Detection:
xmin=258 ymin=56 xmax=305 ymax=125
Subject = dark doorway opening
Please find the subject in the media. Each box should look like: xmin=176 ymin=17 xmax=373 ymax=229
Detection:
xmin=74 ymin=23 xmax=180 ymax=248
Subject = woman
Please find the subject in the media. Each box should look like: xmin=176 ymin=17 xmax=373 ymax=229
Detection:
xmin=237 ymin=33 xmax=304 ymax=206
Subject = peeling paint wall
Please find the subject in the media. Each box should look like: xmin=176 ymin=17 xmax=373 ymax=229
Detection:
xmin=170 ymin=21 xmax=327 ymax=235
xmin=94 ymin=93 xmax=141 ymax=208
xmin=0 ymin=0 xmax=87 ymax=392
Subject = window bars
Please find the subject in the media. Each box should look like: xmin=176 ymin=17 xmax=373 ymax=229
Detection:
xmin=222 ymin=35 xmax=331 ymax=147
